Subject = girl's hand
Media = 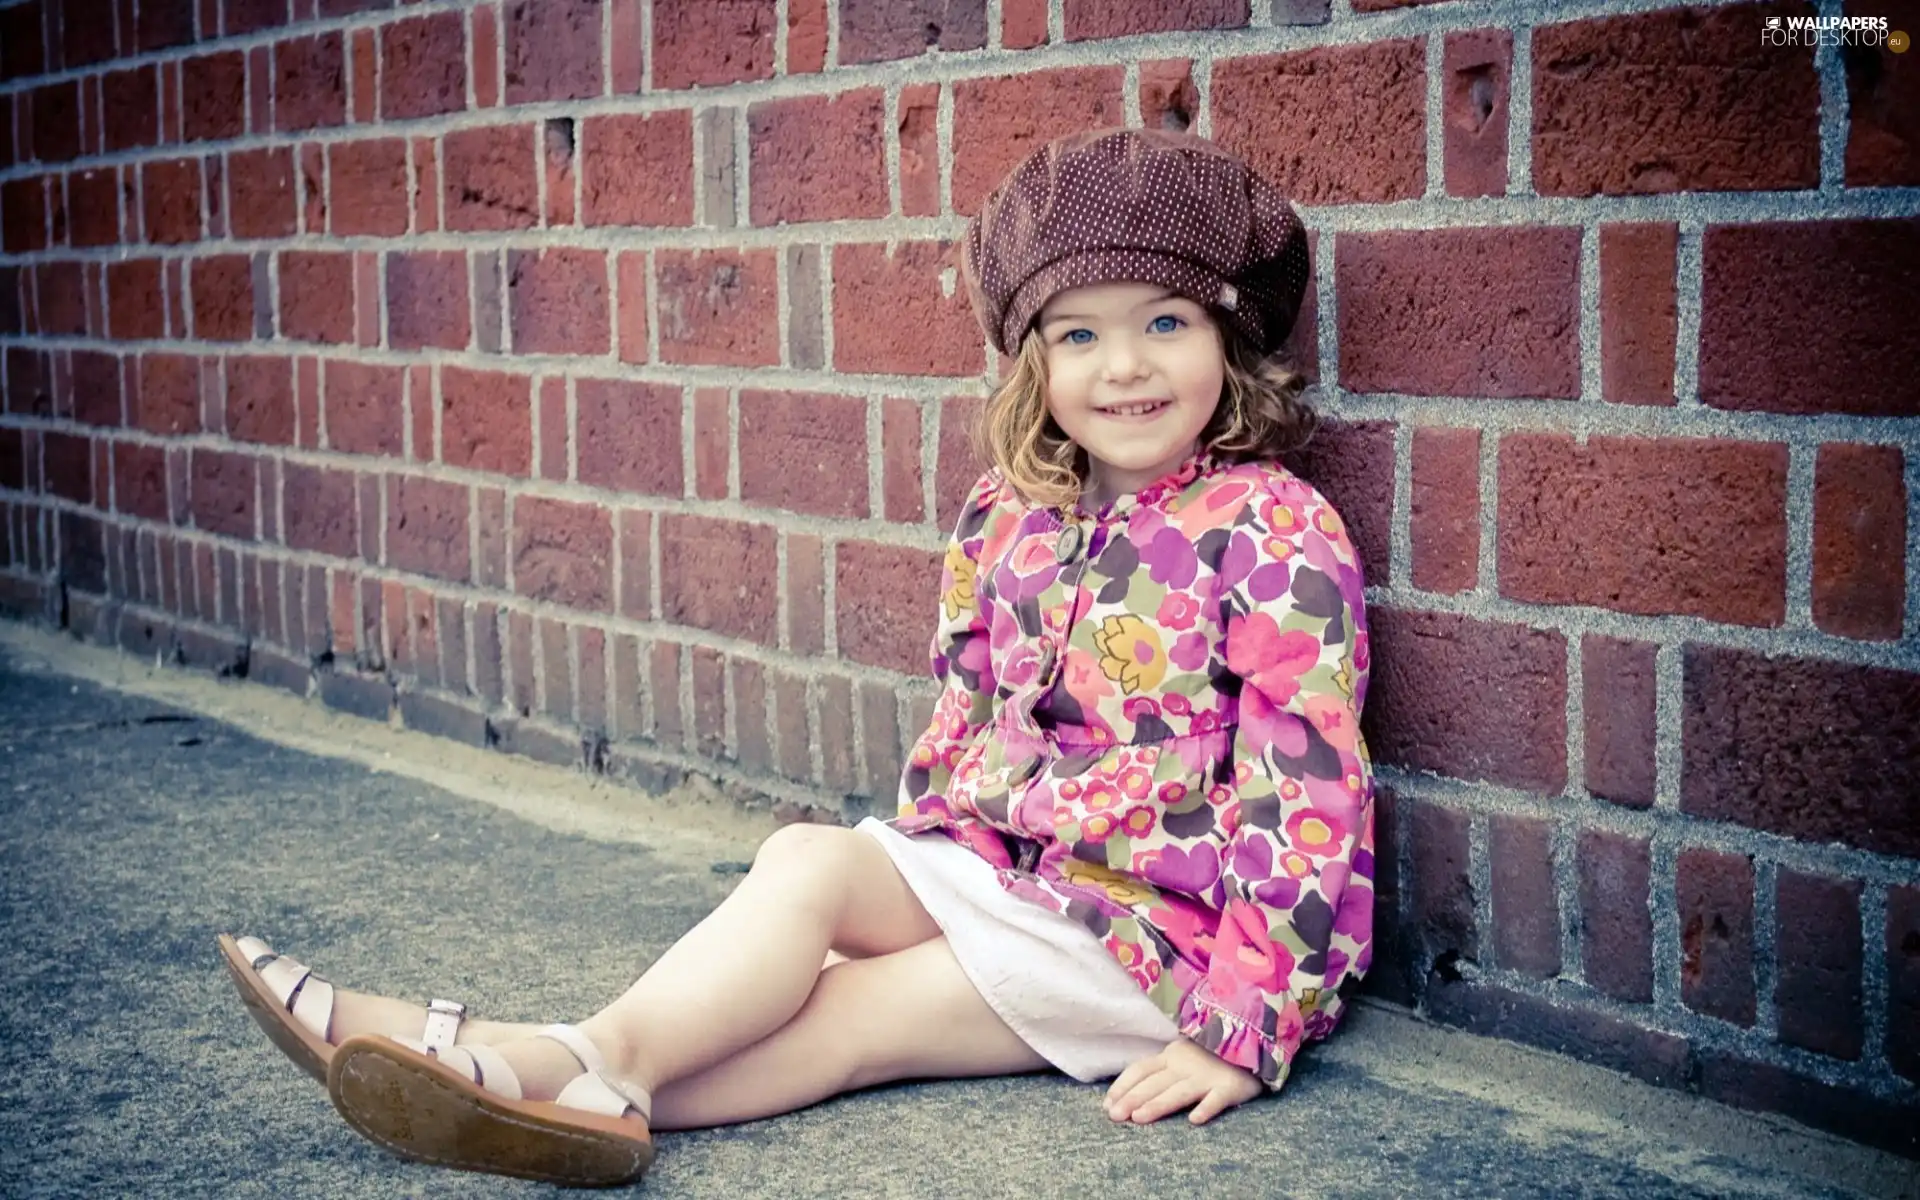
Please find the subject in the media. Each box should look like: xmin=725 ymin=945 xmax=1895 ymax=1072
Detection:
xmin=1104 ymin=1038 xmax=1262 ymax=1126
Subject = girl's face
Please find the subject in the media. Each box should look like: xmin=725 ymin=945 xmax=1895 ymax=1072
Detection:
xmin=1036 ymin=281 xmax=1225 ymax=506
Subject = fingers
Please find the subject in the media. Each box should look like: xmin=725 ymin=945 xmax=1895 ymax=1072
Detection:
xmin=1189 ymin=1087 xmax=1234 ymax=1126
xmin=1105 ymin=1054 xmax=1158 ymax=1107
xmin=1106 ymin=1064 xmax=1170 ymax=1122
xmin=1127 ymin=1077 xmax=1209 ymax=1125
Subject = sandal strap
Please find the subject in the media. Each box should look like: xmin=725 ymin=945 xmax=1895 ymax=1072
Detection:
xmin=535 ymin=1024 xmax=653 ymax=1123
xmin=237 ymin=937 xmax=333 ymax=1043
xmin=391 ymin=1037 xmax=525 ymax=1101
xmin=421 ymin=999 xmax=466 ymax=1052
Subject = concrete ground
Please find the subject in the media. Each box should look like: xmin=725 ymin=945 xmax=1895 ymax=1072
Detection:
xmin=0 ymin=622 xmax=1914 ymax=1200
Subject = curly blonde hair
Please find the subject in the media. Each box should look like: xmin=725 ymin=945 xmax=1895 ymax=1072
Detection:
xmin=974 ymin=320 xmax=1319 ymax=511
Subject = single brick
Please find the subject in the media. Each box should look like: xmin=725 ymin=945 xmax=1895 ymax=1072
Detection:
xmin=283 ymin=463 xmax=357 ymax=557
xmin=739 ymin=390 xmax=868 ymax=519
xmin=1532 ymin=6 xmax=1818 ymax=196
xmin=508 ymin=248 xmax=610 ymax=356
xmin=444 ymin=124 xmax=538 ymax=232
xmin=66 ymin=169 xmax=119 ymax=247
xmin=1409 ymin=425 xmax=1479 ymax=595
xmin=655 ymin=248 xmax=778 ymax=366
xmin=882 ymin=397 xmax=924 ymax=523
xmin=225 ymin=356 xmax=294 ymax=446
xmin=651 ymin=0 xmax=774 ymax=90
xmin=748 ymin=91 xmax=887 ymax=225
xmin=1490 ymin=815 xmax=1560 ymax=979
xmin=1891 ymin=886 xmax=1920 ymax=1082
xmin=1064 ymin=0 xmax=1243 ymax=41
xmin=191 ymin=255 xmax=255 ymax=342
xmin=143 ymin=157 xmax=203 ymax=245
xmin=1338 ymin=227 xmax=1580 ymax=398
xmin=1682 ymin=646 xmax=1920 ymax=858
xmin=278 ymin=251 xmax=355 ymax=344
xmin=1409 ymin=802 xmax=1477 ymax=967
xmin=1699 ymin=219 xmax=1919 ymax=417
xmin=441 ymin=365 xmax=532 ymax=476
xmin=386 ymin=252 xmax=471 ymax=350
xmin=1811 ymin=443 xmax=1905 ymax=641
xmin=323 ymin=360 xmax=405 ymax=456
xmin=950 ymin=68 xmax=1126 ymax=213
xmin=576 ymin=378 xmax=681 ymax=497
xmin=582 ymin=112 xmax=694 ymax=227
xmin=1363 ymin=608 xmax=1567 ymax=792
xmin=837 ymin=0 xmax=986 ymax=63
xmin=1001 ymin=0 xmax=1047 ymax=48
xmin=183 ymin=52 xmax=246 ymax=142
xmin=1677 ymin=848 xmax=1755 ymax=1026
xmin=836 ymin=541 xmax=940 ymax=675
xmin=1442 ymin=29 xmax=1511 ymax=198
xmin=189 ymin=449 xmax=256 ymax=539
xmin=1581 ymin=635 xmax=1656 ymax=809
xmin=226 ymin=148 xmax=296 ymax=239
xmin=1599 ymin=223 xmax=1679 ymax=406
xmin=381 ymin=12 xmax=467 ymax=120
xmin=786 ymin=533 xmax=826 ymax=655
xmin=387 ymin=475 xmax=470 ymax=584
xmin=1497 ymin=435 xmax=1787 ymax=626
xmin=328 ymin=138 xmax=410 ymax=237
xmin=511 ymin=496 xmax=611 ymax=611
xmin=102 ymin=67 xmax=160 ymax=152
xmin=660 ymin=515 xmax=778 ymax=645
xmin=505 ymin=0 xmax=603 ymax=103
xmin=133 ymin=354 xmax=200 ymax=435
xmin=1575 ymin=830 xmax=1652 ymax=1003
xmin=692 ymin=388 xmax=729 ymax=501
xmin=1843 ymin=0 xmax=1919 ymax=186
xmin=1773 ymin=869 xmax=1863 ymax=1060
xmin=275 ymin=32 xmax=347 ymax=133
xmin=832 ymin=242 xmax=982 ymax=376
xmin=1215 ymin=42 xmax=1425 ymax=205
xmin=1139 ymin=58 xmax=1198 ymax=133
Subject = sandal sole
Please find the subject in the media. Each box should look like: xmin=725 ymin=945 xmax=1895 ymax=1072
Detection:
xmin=328 ymin=1035 xmax=654 ymax=1188
xmin=217 ymin=933 xmax=331 ymax=1085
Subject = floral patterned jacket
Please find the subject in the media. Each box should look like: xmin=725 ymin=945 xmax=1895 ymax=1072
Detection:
xmin=892 ymin=450 xmax=1375 ymax=1090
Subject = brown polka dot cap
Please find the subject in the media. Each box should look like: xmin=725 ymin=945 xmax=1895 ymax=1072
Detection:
xmin=961 ymin=126 xmax=1311 ymax=357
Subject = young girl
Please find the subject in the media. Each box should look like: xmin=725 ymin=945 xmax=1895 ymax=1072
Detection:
xmin=219 ymin=126 xmax=1376 ymax=1188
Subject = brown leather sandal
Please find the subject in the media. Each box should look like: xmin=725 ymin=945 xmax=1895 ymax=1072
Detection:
xmin=328 ymin=1025 xmax=654 ymax=1187
xmin=218 ymin=934 xmax=470 ymax=1084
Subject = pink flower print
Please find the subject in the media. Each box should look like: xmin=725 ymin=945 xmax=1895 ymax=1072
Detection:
xmin=1122 ymin=805 xmax=1158 ymax=838
xmin=1218 ymin=799 xmax=1241 ymax=837
xmin=1353 ymin=629 xmax=1371 ymax=672
xmin=1278 ymin=850 xmax=1314 ymax=880
xmin=1311 ymin=504 xmax=1347 ymax=544
xmin=1157 ymin=780 xmax=1189 ymax=806
xmin=1009 ymin=533 xmax=1061 ymax=577
xmin=1117 ymin=765 xmax=1154 ymax=800
xmin=1226 ymin=611 xmax=1321 ymax=704
xmin=1212 ymin=898 xmax=1294 ymax=994
xmin=1169 ymin=631 xmax=1210 ymax=672
xmin=1260 ymin=495 xmax=1309 ymax=538
xmin=1156 ymin=590 xmax=1201 ymax=631
xmin=1082 ymin=811 xmax=1119 ymax=842
xmin=1163 ymin=692 xmax=1193 ymax=717
xmin=1287 ymin=809 xmax=1347 ymax=857
xmin=1146 ymin=842 xmax=1221 ymax=896
xmin=1153 ymin=892 xmax=1212 ymax=953
xmin=999 ymin=642 xmax=1042 ymax=690
xmin=1081 ymin=777 xmax=1123 ymax=812
xmin=1190 ymin=708 xmax=1224 ymax=736
xmin=1121 ymin=695 xmax=1162 ymax=724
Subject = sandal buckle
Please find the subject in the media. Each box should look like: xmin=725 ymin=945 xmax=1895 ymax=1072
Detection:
xmin=421 ymin=998 xmax=468 ymax=1052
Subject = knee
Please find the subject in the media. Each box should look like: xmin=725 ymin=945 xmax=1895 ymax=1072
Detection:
xmin=752 ymin=823 xmax=862 ymax=877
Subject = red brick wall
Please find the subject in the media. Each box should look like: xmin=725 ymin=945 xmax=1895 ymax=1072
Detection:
xmin=2 ymin=0 xmax=1916 ymax=1154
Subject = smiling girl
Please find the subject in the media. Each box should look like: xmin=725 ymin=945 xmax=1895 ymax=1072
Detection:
xmin=220 ymin=126 xmax=1375 ymax=1188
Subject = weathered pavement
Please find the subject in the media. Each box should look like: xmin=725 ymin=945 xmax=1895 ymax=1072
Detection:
xmin=0 ymin=624 xmax=1914 ymax=1200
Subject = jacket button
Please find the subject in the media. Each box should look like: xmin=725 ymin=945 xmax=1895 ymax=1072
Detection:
xmin=1054 ymin=524 xmax=1083 ymax=564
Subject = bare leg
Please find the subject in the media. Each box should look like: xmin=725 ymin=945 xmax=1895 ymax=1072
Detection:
xmin=490 ymin=824 xmax=942 ymax=1099
xmin=649 ymin=936 xmax=1048 ymax=1130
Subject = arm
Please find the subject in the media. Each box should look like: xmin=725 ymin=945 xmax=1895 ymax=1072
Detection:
xmin=1187 ymin=477 xmax=1375 ymax=1090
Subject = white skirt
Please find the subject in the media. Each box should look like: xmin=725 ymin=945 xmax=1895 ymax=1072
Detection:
xmin=855 ymin=817 xmax=1179 ymax=1082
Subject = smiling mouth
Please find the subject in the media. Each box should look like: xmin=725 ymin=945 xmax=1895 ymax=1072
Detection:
xmin=1099 ymin=400 xmax=1171 ymax=418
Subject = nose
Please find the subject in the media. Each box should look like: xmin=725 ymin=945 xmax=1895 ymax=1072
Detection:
xmin=1100 ymin=332 xmax=1149 ymax=383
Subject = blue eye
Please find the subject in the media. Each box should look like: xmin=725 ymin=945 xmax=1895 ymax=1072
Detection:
xmin=1063 ymin=329 xmax=1095 ymax=345
xmin=1149 ymin=314 xmax=1185 ymax=334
